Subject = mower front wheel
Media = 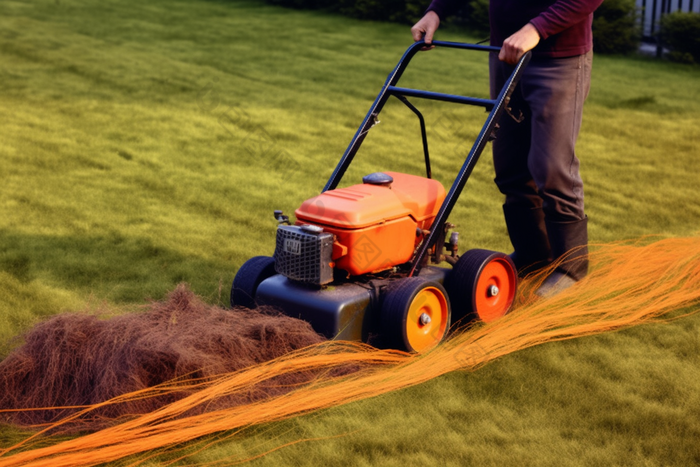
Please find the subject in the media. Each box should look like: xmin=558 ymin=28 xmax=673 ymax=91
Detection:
xmin=446 ymin=249 xmax=517 ymax=324
xmin=231 ymin=256 xmax=277 ymax=309
xmin=381 ymin=277 xmax=451 ymax=353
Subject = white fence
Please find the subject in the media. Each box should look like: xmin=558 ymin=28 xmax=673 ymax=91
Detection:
xmin=638 ymin=0 xmax=700 ymax=38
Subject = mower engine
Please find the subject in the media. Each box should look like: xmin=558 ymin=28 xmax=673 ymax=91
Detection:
xmin=274 ymin=171 xmax=446 ymax=285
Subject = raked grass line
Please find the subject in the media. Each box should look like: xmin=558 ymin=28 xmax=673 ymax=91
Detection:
xmin=1 ymin=0 xmax=699 ymax=465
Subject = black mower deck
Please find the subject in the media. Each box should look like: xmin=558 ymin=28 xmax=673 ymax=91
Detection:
xmin=256 ymin=267 xmax=449 ymax=341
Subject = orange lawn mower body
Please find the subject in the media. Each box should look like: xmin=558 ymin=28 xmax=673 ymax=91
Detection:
xmin=231 ymin=41 xmax=530 ymax=352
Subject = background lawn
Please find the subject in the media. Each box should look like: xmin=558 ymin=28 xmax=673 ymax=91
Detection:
xmin=1 ymin=0 xmax=699 ymax=465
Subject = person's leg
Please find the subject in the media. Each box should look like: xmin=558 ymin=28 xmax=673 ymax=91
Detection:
xmin=521 ymin=53 xmax=591 ymax=223
xmin=519 ymin=52 xmax=593 ymax=292
xmin=490 ymin=53 xmax=537 ymax=210
xmin=490 ymin=54 xmax=551 ymax=276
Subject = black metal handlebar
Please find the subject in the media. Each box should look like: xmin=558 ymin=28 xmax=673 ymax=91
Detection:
xmin=320 ymin=40 xmax=532 ymax=275
xmin=323 ymin=40 xmax=528 ymax=192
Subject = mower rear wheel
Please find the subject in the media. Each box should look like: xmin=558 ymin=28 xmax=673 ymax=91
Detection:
xmin=231 ymin=256 xmax=276 ymax=309
xmin=446 ymin=249 xmax=517 ymax=324
xmin=381 ymin=277 xmax=451 ymax=353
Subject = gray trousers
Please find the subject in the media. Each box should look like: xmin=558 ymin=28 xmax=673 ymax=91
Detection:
xmin=490 ymin=51 xmax=592 ymax=222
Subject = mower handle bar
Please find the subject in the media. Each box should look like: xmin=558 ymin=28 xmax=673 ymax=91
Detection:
xmin=387 ymin=41 xmax=501 ymax=110
xmin=321 ymin=40 xmax=531 ymax=275
xmin=323 ymin=40 xmax=527 ymax=192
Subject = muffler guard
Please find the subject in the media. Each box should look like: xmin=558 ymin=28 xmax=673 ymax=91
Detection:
xmin=274 ymin=225 xmax=334 ymax=285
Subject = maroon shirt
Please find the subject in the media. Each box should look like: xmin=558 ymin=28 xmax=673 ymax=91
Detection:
xmin=427 ymin=0 xmax=604 ymax=58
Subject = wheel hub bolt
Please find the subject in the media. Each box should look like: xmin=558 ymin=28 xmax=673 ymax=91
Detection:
xmin=420 ymin=313 xmax=431 ymax=325
xmin=488 ymin=285 xmax=500 ymax=297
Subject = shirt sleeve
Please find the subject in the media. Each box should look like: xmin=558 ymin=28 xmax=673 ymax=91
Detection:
xmin=529 ymin=0 xmax=605 ymax=40
xmin=425 ymin=0 xmax=461 ymax=20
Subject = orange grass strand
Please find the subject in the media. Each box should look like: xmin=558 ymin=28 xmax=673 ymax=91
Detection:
xmin=0 ymin=345 xmax=407 ymax=464
xmin=1 ymin=236 xmax=699 ymax=467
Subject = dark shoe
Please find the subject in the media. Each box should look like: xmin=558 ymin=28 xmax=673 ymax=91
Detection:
xmin=503 ymin=204 xmax=552 ymax=277
xmin=509 ymin=252 xmax=551 ymax=277
xmin=545 ymin=216 xmax=589 ymax=281
xmin=535 ymin=216 xmax=588 ymax=297
xmin=535 ymin=270 xmax=577 ymax=298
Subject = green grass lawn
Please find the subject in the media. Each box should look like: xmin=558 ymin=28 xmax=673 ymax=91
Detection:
xmin=1 ymin=0 xmax=700 ymax=465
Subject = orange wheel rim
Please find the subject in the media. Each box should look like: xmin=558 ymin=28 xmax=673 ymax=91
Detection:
xmin=474 ymin=258 xmax=516 ymax=323
xmin=405 ymin=286 xmax=449 ymax=352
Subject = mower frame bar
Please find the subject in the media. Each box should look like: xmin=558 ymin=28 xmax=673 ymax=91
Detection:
xmin=394 ymin=95 xmax=432 ymax=178
xmin=388 ymin=86 xmax=496 ymax=110
xmin=321 ymin=40 xmax=531 ymax=276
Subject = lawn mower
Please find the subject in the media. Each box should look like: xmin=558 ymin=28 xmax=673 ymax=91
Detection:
xmin=231 ymin=41 xmax=531 ymax=352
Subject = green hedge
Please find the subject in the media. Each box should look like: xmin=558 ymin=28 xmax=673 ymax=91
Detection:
xmin=592 ymin=0 xmax=640 ymax=54
xmin=338 ymin=0 xmax=426 ymax=23
xmin=446 ymin=0 xmax=489 ymax=35
xmin=660 ymin=12 xmax=700 ymax=64
xmin=265 ymin=0 xmax=428 ymax=24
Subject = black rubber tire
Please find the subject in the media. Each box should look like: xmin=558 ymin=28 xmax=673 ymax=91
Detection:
xmin=380 ymin=277 xmax=451 ymax=353
xmin=230 ymin=256 xmax=277 ymax=309
xmin=445 ymin=249 xmax=517 ymax=324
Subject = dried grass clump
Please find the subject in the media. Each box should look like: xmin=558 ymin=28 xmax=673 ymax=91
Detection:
xmin=0 ymin=284 xmax=325 ymax=428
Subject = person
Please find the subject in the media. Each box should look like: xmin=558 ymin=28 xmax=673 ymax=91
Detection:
xmin=411 ymin=0 xmax=603 ymax=296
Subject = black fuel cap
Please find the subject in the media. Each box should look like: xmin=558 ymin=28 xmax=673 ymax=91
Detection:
xmin=362 ymin=172 xmax=393 ymax=186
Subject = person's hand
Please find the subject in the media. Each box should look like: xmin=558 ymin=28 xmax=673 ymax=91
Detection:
xmin=411 ymin=11 xmax=440 ymax=48
xmin=499 ymin=23 xmax=540 ymax=64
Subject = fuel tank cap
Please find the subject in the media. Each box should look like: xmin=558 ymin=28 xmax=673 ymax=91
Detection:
xmin=300 ymin=224 xmax=324 ymax=234
xmin=362 ymin=172 xmax=394 ymax=187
